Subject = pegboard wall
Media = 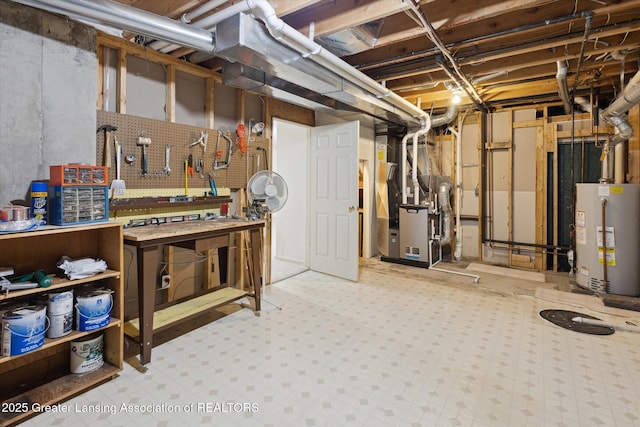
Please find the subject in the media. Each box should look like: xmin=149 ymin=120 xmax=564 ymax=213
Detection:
xmin=96 ymin=110 xmax=270 ymax=191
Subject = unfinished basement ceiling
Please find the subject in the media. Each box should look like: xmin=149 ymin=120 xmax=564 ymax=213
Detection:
xmin=58 ymin=0 xmax=640 ymax=112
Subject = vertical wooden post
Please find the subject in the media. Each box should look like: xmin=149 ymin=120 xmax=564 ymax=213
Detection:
xmin=96 ymin=46 xmax=104 ymax=111
xmin=205 ymin=77 xmax=215 ymax=130
xmin=116 ymin=48 xmax=127 ymax=114
xmin=535 ymin=124 xmax=546 ymax=270
xmin=165 ymin=64 xmax=176 ymax=123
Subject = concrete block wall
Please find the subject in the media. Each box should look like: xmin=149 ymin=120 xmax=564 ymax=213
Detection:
xmin=0 ymin=1 xmax=96 ymax=205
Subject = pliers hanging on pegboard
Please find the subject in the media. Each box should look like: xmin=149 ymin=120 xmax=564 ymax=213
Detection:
xmin=187 ymin=154 xmax=194 ymax=177
xmin=208 ymin=173 xmax=218 ymax=196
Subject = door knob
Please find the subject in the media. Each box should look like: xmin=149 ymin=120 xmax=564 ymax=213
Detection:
xmin=349 ymin=206 xmax=356 ymax=212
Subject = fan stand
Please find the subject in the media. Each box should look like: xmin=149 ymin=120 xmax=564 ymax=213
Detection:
xmin=240 ymin=225 xmax=283 ymax=312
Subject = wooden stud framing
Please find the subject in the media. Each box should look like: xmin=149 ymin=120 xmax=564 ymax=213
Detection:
xmin=205 ymin=77 xmax=215 ymax=129
xmin=96 ymin=46 xmax=104 ymax=110
xmin=116 ymin=48 xmax=127 ymax=114
xmin=165 ymin=64 xmax=176 ymax=123
xmin=535 ymin=124 xmax=546 ymax=270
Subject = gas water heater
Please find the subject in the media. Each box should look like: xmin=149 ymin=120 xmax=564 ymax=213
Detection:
xmin=575 ymin=183 xmax=640 ymax=296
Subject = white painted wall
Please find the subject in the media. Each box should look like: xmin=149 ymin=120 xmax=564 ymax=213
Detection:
xmin=271 ymin=118 xmax=310 ymax=273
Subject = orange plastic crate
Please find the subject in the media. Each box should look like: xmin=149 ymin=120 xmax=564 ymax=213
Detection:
xmin=49 ymin=165 xmax=108 ymax=186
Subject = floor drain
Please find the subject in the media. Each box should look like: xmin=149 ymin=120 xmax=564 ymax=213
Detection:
xmin=539 ymin=309 xmax=614 ymax=335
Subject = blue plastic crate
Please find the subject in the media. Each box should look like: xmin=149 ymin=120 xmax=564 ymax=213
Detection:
xmin=48 ymin=185 xmax=109 ymax=225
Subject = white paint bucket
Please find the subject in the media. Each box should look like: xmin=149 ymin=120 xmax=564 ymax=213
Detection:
xmin=75 ymin=290 xmax=112 ymax=332
xmin=47 ymin=290 xmax=73 ymax=338
xmin=1 ymin=305 xmax=47 ymax=356
xmin=70 ymin=334 xmax=104 ymax=374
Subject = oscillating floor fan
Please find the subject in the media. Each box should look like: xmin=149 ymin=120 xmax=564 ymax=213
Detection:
xmin=243 ymin=170 xmax=288 ymax=311
xmin=244 ymin=170 xmax=288 ymax=219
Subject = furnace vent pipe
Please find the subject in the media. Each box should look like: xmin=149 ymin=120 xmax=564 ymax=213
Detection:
xmin=411 ymin=128 xmax=431 ymax=204
xmin=401 ymin=132 xmax=415 ymax=205
xmin=438 ymin=182 xmax=452 ymax=247
xmin=10 ymin=0 xmax=215 ymax=52
xmin=556 ymin=61 xmax=572 ymax=114
xmin=600 ymin=69 xmax=640 ymax=144
xmin=430 ymin=105 xmax=458 ymax=128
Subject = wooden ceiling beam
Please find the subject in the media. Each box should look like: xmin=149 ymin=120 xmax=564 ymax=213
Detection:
xmin=283 ymin=0 xmax=411 ymax=39
xmin=422 ymin=0 xmax=565 ymax=30
xmin=380 ymin=28 xmax=640 ymax=89
xmin=347 ymin=1 xmax=640 ymax=70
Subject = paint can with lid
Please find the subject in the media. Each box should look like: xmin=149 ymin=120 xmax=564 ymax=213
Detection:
xmin=46 ymin=290 xmax=74 ymax=338
xmin=70 ymin=333 xmax=104 ymax=374
xmin=75 ymin=290 xmax=112 ymax=332
xmin=1 ymin=305 xmax=48 ymax=356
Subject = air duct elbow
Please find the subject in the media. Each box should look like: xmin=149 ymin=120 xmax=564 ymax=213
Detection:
xmin=603 ymin=114 xmax=634 ymax=144
xmin=431 ymin=105 xmax=458 ymax=128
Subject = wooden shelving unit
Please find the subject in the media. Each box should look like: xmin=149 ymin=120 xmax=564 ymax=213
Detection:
xmin=0 ymin=222 xmax=123 ymax=427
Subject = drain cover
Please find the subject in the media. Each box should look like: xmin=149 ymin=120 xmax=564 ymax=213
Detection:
xmin=539 ymin=309 xmax=614 ymax=335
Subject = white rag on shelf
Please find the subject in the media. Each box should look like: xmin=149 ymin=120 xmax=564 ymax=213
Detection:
xmin=58 ymin=257 xmax=108 ymax=280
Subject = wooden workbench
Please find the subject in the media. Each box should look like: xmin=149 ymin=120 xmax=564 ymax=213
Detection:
xmin=122 ymin=218 xmax=265 ymax=365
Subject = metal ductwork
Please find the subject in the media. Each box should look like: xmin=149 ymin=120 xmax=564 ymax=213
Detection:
xmin=10 ymin=0 xmax=214 ymax=52
xmin=438 ymin=181 xmax=453 ymax=247
xmin=430 ymin=105 xmax=458 ymax=128
xmin=216 ymin=13 xmax=423 ymax=127
xmin=223 ymin=62 xmax=346 ymax=114
xmin=556 ymin=60 xmax=572 ymax=114
xmin=13 ymin=0 xmax=430 ymax=129
xmin=600 ymin=69 xmax=640 ymax=144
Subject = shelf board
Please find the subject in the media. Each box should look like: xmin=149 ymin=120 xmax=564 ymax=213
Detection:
xmin=0 ymin=270 xmax=120 ymax=301
xmin=0 ymin=318 xmax=121 ymax=366
xmin=0 ymin=363 xmax=120 ymax=426
xmin=124 ymin=287 xmax=247 ymax=338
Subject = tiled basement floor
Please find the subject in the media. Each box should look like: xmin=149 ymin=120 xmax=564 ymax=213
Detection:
xmin=21 ymin=259 xmax=640 ymax=427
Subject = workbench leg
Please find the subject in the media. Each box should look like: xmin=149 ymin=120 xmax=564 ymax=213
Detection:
xmin=137 ymin=245 xmax=158 ymax=365
xmin=249 ymin=228 xmax=262 ymax=311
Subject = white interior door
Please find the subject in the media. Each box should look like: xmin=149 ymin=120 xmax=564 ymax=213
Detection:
xmin=309 ymin=121 xmax=360 ymax=281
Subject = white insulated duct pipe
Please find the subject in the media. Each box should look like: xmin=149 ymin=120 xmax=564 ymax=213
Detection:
xmin=181 ymin=0 xmax=228 ymax=24
xmin=401 ymin=133 xmax=415 ymax=205
xmin=145 ymin=0 xmax=229 ymax=53
xmin=412 ymin=128 xmax=430 ymax=204
xmin=10 ymin=0 xmax=215 ymax=52
xmin=615 ymin=141 xmax=626 ymax=183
